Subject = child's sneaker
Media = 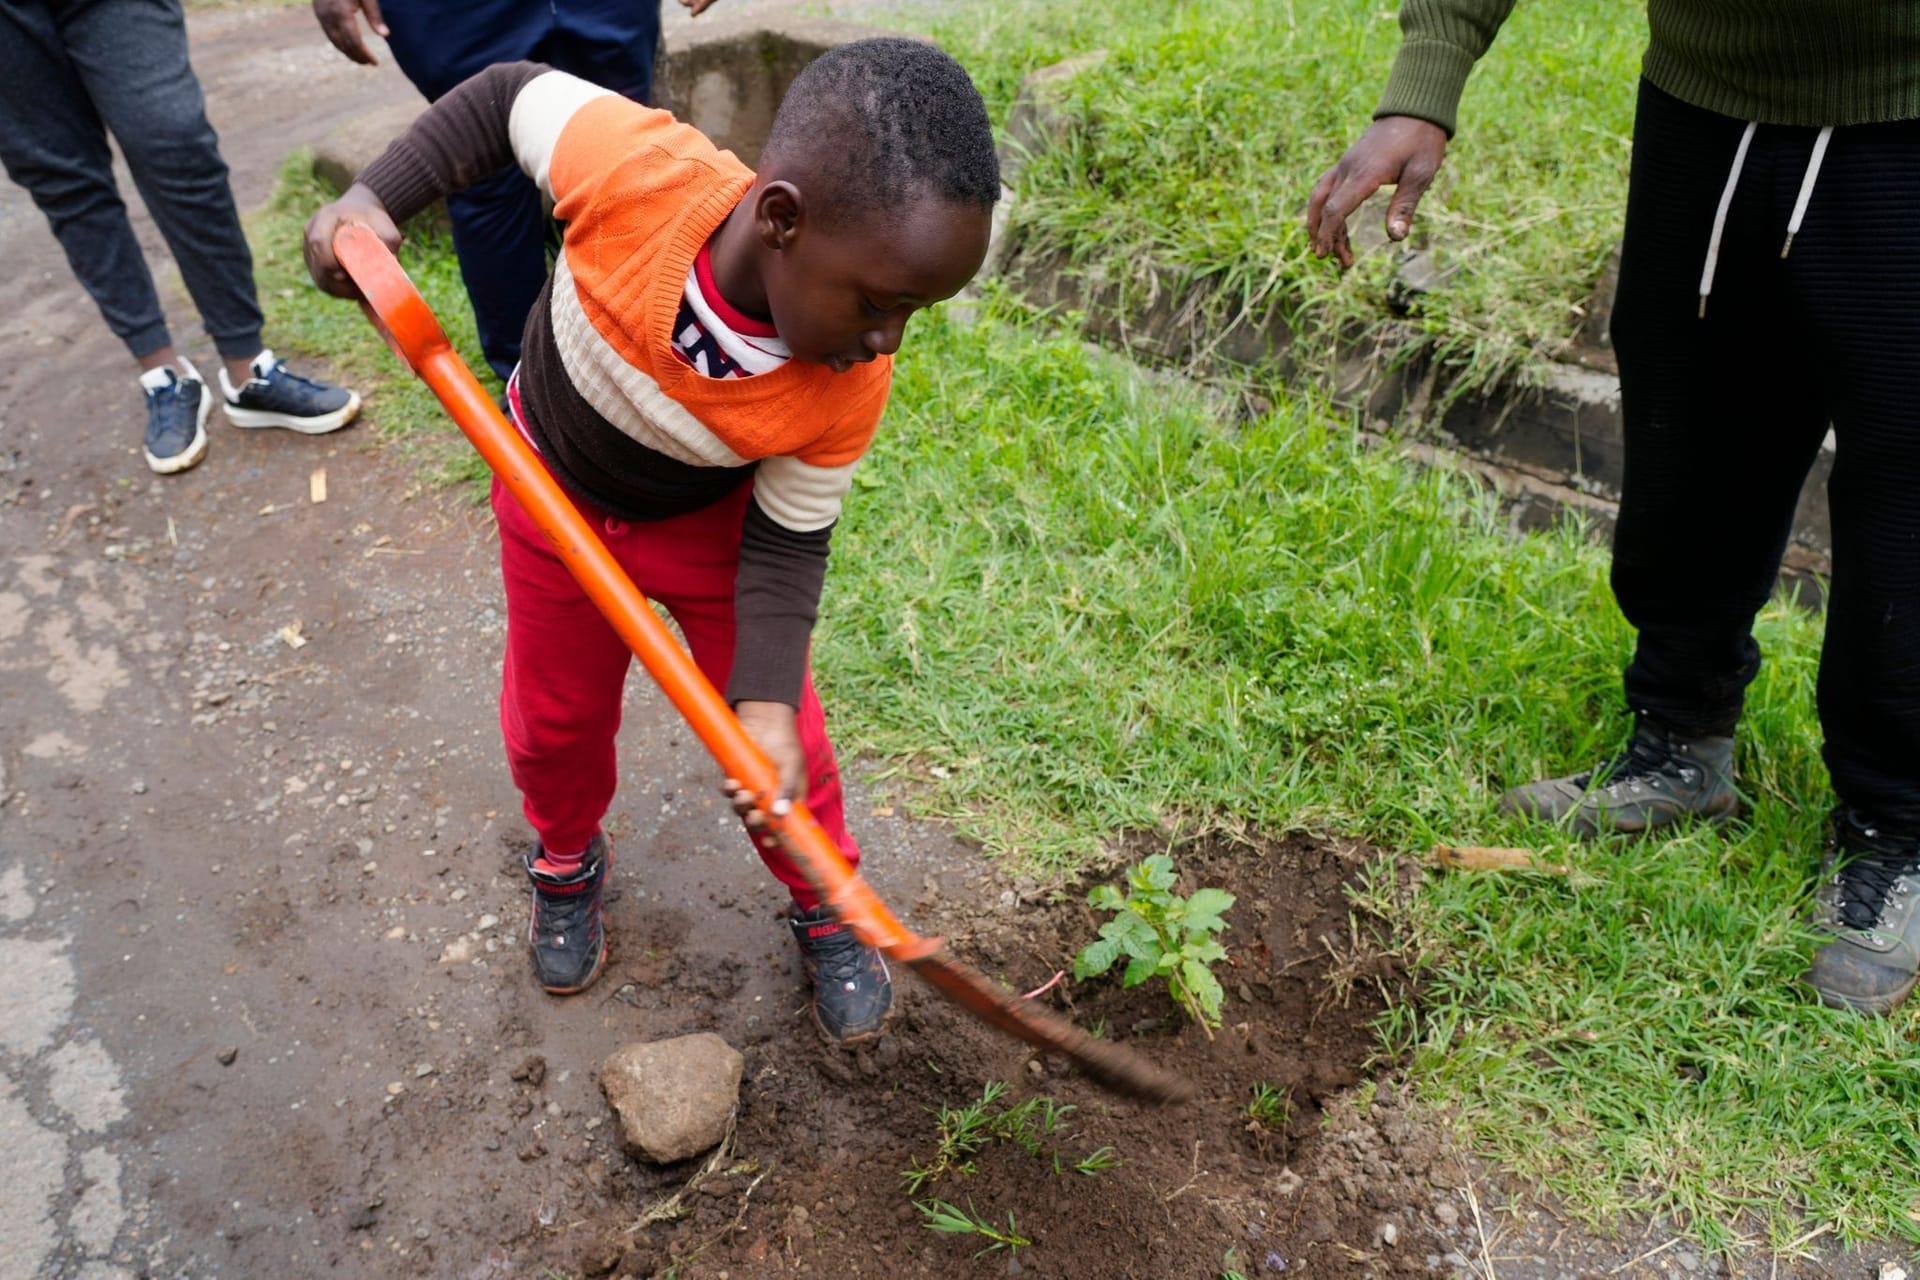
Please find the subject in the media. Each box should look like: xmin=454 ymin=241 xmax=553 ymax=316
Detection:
xmin=523 ymin=835 xmax=610 ymax=995
xmin=790 ymin=904 xmax=891 ymax=1044
xmin=140 ymin=364 xmax=210 ymax=475
xmin=219 ymin=349 xmax=360 ymax=434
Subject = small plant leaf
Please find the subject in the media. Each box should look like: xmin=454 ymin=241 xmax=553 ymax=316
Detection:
xmin=1073 ymin=934 xmax=1123 ymax=979
xmin=1122 ymin=951 xmax=1160 ymax=987
xmin=1088 ymin=882 xmax=1125 ymax=910
xmin=1182 ymin=958 xmax=1226 ymax=1025
xmin=1184 ymin=887 xmax=1236 ymax=933
xmin=1136 ymin=853 xmax=1178 ymax=892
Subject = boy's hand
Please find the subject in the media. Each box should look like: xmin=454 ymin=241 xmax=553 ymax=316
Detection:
xmin=312 ymin=0 xmax=389 ymax=66
xmin=678 ymin=0 xmax=723 ymax=14
xmin=724 ymin=700 xmax=806 ymax=826
xmin=1305 ymin=116 xmax=1449 ymax=269
xmin=303 ymin=183 xmax=403 ymax=299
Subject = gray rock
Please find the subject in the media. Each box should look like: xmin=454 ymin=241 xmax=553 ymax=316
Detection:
xmin=600 ymin=1033 xmax=743 ymax=1164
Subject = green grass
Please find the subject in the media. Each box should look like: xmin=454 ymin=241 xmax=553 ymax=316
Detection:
xmin=817 ymin=291 xmax=1917 ymax=1248
xmin=902 ymin=0 xmax=1640 ymax=394
xmin=247 ymin=139 xmax=1920 ymax=1250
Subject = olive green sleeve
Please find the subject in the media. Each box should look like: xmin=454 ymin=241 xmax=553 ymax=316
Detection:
xmin=1373 ymin=0 xmax=1518 ymax=135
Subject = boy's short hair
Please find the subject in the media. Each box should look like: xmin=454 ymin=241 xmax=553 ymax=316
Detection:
xmin=762 ymin=37 xmax=1000 ymax=226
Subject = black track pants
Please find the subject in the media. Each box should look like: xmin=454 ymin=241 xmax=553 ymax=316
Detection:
xmin=1610 ymin=80 xmax=1920 ymax=828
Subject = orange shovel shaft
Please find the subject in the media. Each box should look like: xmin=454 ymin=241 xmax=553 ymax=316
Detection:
xmin=330 ymin=224 xmax=1191 ymax=1103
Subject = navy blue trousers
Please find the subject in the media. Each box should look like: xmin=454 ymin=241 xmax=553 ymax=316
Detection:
xmin=381 ymin=0 xmax=660 ymax=383
xmin=1611 ymin=81 xmax=1920 ymax=828
xmin=0 ymin=0 xmax=263 ymax=361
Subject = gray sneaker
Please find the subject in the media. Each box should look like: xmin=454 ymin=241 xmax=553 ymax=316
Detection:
xmin=1804 ymin=809 xmax=1920 ymax=1016
xmin=1498 ymin=716 xmax=1740 ymax=837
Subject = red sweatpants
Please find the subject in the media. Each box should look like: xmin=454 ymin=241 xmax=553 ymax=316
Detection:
xmin=491 ymin=474 xmax=860 ymax=910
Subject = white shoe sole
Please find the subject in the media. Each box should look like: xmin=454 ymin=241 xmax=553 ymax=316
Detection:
xmin=144 ymin=383 xmax=212 ymax=475
xmin=224 ymin=390 xmax=361 ymax=435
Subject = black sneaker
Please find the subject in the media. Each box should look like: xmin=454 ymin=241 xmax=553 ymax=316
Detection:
xmin=1804 ymin=809 xmax=1920 ymax=1016
xmin=141 ymin=365 xmax=210 ymax=475
xmin=524 ymin=834 xmax=610 ymax=995
xmin=790 ymin=904 xmax=892 ymax=1044
xmin=1498 ymin=715 xmax=1740 ymax=837
xmin=220 ymin=349 xmax=360 ymax=434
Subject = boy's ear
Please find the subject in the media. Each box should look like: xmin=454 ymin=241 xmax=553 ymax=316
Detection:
xmin=754 ymin=181 xmax=805 ymax=251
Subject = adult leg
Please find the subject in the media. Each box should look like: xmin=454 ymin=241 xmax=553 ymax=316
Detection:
xmin=1784 ymin=117 xmax=1920 ymax=833
xmin=1609 ymin=82 xmax=1831 ymax=737
xmin=0 ymin=0 xmax=172 ymax=359
xmin=383 ymin=0 xmax=563 ymax=384
xmin=56 ymin=0 xmax=263 ymax=361
xmin=537 ymin=0 xmax=661 ymax=103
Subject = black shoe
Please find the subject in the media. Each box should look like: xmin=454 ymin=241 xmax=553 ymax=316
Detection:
xmin=1804 ymin=808 xmax=1920 ymax=1016
xmin=790 ymin=904 xmax=892 ymax=1044
xmin=1498 ymin=715 xmax=1740 ymax=837
xmin=220 ymin=349 xmax=360 ymax=434
xmin=524 ymin=834 xmax=610 ymax=995
xmin=141 ymin=365 xmax=211 ymax=475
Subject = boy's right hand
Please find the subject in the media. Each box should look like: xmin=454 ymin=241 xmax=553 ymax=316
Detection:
xmin=1305 ymin=115 xmax=1449 ymax=270
xmin=724 ymin=700 xmax=807 ymax=828
xmin=303 ymin=183 xmax=403 ymax=299
xmin=311 ymin=0 xmax=389 ymax=66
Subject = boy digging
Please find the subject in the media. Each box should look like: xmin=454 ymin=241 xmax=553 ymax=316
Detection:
xmin=304 ymin=39 xmax=998 ymax=1042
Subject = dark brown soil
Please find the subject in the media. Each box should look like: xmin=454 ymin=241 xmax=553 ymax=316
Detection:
xmin=499 ymin=832 xmax=1448 ymax=1280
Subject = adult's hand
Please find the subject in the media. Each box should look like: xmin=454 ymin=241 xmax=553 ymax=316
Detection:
xmin=678 ymin=0 xmax=723 ymax=14
xmin=312 ymin=0 xmax=389 ymax=66
xmin=1305 ymin=116 xmax=1449 ymax=269
xmin=303 ymin=184 xmax=403 ymax=298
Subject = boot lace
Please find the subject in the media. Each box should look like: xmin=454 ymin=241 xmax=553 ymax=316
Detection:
xmin=1831 ymin=810 xmax=1920 ymax=931
xmin=1583 ymin=726 xmax=1697 ymax=791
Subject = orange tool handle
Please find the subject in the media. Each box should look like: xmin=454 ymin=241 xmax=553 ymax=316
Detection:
xmin=332 ymin=223 xmax=937 ymax=963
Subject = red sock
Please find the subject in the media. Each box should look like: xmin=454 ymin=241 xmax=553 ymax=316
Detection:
xmin=532 ymin=842 xmax=588 ymax=880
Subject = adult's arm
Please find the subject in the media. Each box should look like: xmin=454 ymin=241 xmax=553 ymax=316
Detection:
xmin=1305 ymin=0 xmax=1515 ymax=267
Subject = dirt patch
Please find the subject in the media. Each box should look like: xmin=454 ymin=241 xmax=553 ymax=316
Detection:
xmin=487 ymin=831 xmax=1450 ymax=1280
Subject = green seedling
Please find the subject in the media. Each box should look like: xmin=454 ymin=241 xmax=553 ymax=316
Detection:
xmin=1246 ymin=1082 xmax=1292 ymax=1132
xmin=905 ymin=1081 xmax=1115 ymax=1192
xmin=915 ymin=1199 xmax=1031 ymax=1258
xmin=1074 ymin=854 xmax=1235 ymax=1030
xmin=1074 ymin=1145 xmax=1122 ymax=1175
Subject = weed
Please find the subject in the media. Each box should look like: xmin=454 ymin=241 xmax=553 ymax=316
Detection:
xmin=1074 ymin=854 xmax=1234 ymax=1029
xmin=903 ymin=1081 xmax=1115 ymax=1192
xmin=914 ymin=1199 xmax=1031 ymax=1258
xmin=1074 ymin=1145 xmax=1123 ymax=1175
xmin=1246 ymin=1083 xmax=1292 ymax=1132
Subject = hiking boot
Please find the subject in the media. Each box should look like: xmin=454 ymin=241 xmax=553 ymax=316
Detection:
xmin=1498 ymin=716 xmax=1739 ymax=837
xmin=141 ymin=364 xmax=210 ymax=475
xmin=219 ymin=349 xmax=360 ymax=434
xmin=1804 ymin=809 xmax=1920 ymax=1016
xmin=790 ymin=904 xmax=892 ymax=1044
xmin=524 ymin=834 xmax=610 ymax=995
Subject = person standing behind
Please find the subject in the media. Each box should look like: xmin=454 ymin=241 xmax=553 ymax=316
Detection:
xmin=311 ymin=0 xmax=723 ymax=388
xmin=0 ymin=0 xmax=361 ymax=476
xmin=1306 ymin=2 xmax=1920 ymax=1014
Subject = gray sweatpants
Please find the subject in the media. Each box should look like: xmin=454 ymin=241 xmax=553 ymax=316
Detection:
xmin=0 ymin=0 xmax=262 ymax=361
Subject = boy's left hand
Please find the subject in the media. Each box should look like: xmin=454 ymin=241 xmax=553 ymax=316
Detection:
xmin=725 ymin=700 xmax=805 ymax=826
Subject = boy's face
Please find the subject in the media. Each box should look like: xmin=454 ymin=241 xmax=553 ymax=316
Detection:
xmin=761 ymin=195 xmax=992 ymax=372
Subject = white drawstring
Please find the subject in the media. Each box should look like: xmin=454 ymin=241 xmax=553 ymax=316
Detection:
xmin=1698 ymin=121 xmax=1756 ymax=318
xmin=1782 ymin=124 xmax=1834 ymax=259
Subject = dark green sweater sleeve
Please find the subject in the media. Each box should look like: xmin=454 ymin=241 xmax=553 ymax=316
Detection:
xmin=1374 ymin=0 xmax=1518 ymax=135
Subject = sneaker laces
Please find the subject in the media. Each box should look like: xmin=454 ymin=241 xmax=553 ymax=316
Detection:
xmin=533 ymin=882 xmax=595 ymax=941
xmin=802 ymin=921 xmax=869 ymax=986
